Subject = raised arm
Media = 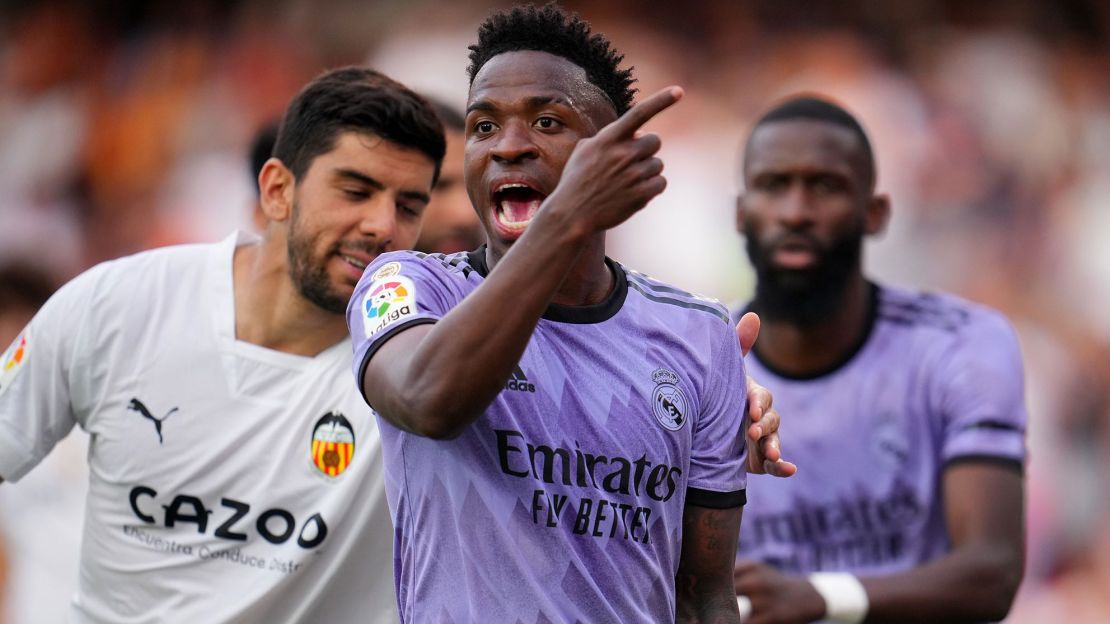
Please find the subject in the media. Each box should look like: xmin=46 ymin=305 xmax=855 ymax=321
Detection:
xmin=676 ymin=504 xmax=744 ymax=623
xmin=360 ymin=88 xmax=684 ymax=439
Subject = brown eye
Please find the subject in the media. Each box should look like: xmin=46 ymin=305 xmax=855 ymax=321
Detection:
xmin=534 ymin=117 xmax=561 ymax=130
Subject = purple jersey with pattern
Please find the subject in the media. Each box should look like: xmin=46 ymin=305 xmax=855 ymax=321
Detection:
xmin=733 ymin=285 xmax=1027 ymax=575
xmin=348 ymin=248 xmax=748 ymax=623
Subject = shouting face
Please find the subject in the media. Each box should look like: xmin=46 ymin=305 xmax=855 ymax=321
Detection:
xmin=464 ymin=50 xmax=616 ymax=258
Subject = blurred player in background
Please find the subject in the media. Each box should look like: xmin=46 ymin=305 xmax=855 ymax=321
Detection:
xmin=415 ymin=98 xmax=484 ymax=254
xmin=732 ymin=96 xmax=1026 ymax=623
xmin=350 ymin=5 xmax=791 ymax=622
xmin=0 ymin=67 xmax=444 ymax=622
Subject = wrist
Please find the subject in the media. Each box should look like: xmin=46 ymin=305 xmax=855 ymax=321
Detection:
xmin=808 ymin=572 xmax=869 ymax=623
xmin=533 ymin=189 xmax=593 ymax=245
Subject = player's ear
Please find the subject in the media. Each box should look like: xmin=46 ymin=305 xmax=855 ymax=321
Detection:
xmin=259 ymin=158 xmax=295 ymax=223
xmin=735 ymin=194 xmax=747 ymax=234
xmin=865 ymin=193 xmax=890 ymax=236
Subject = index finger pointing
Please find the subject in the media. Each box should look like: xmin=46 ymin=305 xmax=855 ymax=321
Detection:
xmin=601 ymin=86 xmax=684 ymax=140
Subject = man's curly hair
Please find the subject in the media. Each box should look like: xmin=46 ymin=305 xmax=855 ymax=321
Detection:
xmin=466 ymin=3 xmax=637 ymax=115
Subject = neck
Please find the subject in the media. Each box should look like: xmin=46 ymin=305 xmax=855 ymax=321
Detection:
xmin=751 ymin=274 xmax=874 ymax=378
xmin=487 ymin=232 xmax=613 ymax=307
xmin=232 ymin=237 xmax=348 ymax=357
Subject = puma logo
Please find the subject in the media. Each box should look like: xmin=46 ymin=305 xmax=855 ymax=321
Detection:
xmin=128 ymin=398 xmax=179 ymax=445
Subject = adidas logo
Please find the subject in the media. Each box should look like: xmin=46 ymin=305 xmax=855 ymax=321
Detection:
xmin=505 ymin=365 xmax=536 ymax=393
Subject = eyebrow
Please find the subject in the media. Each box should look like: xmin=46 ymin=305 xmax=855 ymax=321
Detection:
xmin=465 ymin=95 xmax=571 ymax=115
xmin=335 ymin=168 xmax=384 ymax=190
xmin=334 ymin=168 xmax=430 ymax=204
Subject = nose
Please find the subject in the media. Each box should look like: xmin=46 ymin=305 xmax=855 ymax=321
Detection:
xmin=357 ymin=193 xmax=397 ymax=246
xmin=776 ymin=183 xmax=814 ymax=230
xmin=490 ymin=121 xmax=538 ymax=164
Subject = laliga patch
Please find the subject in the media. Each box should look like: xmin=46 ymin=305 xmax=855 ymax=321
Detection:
xmin=311 ymin=412 xmax=356 ymax=478
xmin=0 ymin=328 xmax=30 ymax=399
xmin=371 ymin=261 xmax=402 ymax=281
xmin=362 ymin=274 xmax=418 ymax=337
xmin=651 ymin=368 xmax=688 ymax=431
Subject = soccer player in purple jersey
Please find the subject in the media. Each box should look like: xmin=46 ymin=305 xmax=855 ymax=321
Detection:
xmin=731 ymin=97 xmax=1026 ymax=623
xmin=347 ymin=5 xmax=790 ymax=622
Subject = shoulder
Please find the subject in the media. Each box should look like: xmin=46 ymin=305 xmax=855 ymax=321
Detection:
xmin=620 ymin=265 xmax=731 ymax=327
xmin=878 ymin=285 xmax=1011 ymax=336
xmin=365 ymin=249 xmax=479 ymax=283
xmin=877 ymin=284 xmax=1021 ymax=364
xmin=50 ymin=242 xmax=215 ymax=310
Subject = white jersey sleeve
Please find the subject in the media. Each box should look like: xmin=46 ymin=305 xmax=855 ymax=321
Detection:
xmin=0 ymin=264 xmax=105 ymax=482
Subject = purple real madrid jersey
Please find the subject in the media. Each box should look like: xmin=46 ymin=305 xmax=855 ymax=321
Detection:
xmin=734 ymin=284 xmax=1027 ymax=575
xmin=347 ymin=247 xmax=748 ymax=623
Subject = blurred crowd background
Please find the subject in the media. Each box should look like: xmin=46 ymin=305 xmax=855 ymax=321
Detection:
xmin=1 ymin=0 xmax=1108 ymax=621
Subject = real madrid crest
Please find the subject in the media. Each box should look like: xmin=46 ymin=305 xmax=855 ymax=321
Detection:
xmin=311 ymin=412 xmax=356 ymax=477
xmin=651 ymin=368 xmax=688 ymax=431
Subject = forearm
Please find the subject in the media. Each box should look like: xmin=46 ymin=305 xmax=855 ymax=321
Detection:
xmin=860 ymin=542 xmax=1023 ymax=623
xmin=367 ymin=205 xmax=589 ymax=438
xmin=676 ymin=505 xmax=743 ymax=624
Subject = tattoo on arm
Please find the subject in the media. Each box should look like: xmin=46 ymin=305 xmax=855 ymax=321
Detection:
xmin=675 ymin=504 xmax=743 ymax=623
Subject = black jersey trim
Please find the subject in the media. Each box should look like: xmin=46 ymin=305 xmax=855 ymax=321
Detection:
xmin=466 ymin=245 xmax=489 ymax=275
xmin=466 ymin=244 xmax=629 ymax=324
xmin=356 ymin=318 xmax=439 ymax=404
xmin=878 ymin=292 xmax=970 ymax=332
xmin=414 ymin=250 xmax=473 ymax=279
xmin=746 ymin=282 xmax=881 ymax=381
xmin=626 ymin=277 xmax=731 ymax=325
xmin=686 ymin=487 xmax=746 ymax=509
xmin=960 ymin=419 xmax=1025 ymax=434
xmin=943 ymin=455 xmax=1024 ymax=475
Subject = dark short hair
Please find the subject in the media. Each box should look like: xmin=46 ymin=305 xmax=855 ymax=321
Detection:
xmin=249 ymin=121 xmax=280 ymax=195
xmin=748 ymin=96 xmax=876 ymax=188
xmin=273 ymin=66 xmax=446 ymax=183
xmin=467 ymin=3 xmax=636 ymax=115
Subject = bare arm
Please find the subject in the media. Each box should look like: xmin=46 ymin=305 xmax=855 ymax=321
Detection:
xmin=362 ymin=88 xmax=683 ymax=439
xmin=735 ymin=462 xmax=1024 ymax=623
xmin=859 ymin=462 xmax=1024 ymax=622
xmin=676 ymin=504 xmax=744 ymax=623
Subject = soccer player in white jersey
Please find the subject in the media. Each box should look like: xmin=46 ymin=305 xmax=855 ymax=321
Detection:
xmin=0 ymin=67 xmax=446 ymax=623
xmin=731 ymin=97 xmax=1027 ymax=623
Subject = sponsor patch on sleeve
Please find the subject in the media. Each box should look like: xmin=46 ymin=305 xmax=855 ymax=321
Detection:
xmin=370 ymin=261 xmax=402 ymax=281
xmin=362 ymin=275 xmax=418 ymax=337
xmin=0 ymin=328 xmax=30 ymax=398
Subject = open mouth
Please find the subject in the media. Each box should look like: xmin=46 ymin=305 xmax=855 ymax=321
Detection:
xmin=491 ymin=182 xmax=546 ymax=235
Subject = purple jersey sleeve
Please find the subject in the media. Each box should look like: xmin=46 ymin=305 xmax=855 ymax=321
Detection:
xmin=686 ymin=322 xmax=748 ymax=506
xmin=346 ymin=251 xmax=463 ymax=391
xmin=935 ymin=309 xmax=1027 ymax=465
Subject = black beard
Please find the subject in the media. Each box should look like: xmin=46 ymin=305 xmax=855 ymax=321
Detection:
xmin=745 ymin=228 xmax=863 ymax=327
xmin=287 ymin=203 xmax=352 ymax=315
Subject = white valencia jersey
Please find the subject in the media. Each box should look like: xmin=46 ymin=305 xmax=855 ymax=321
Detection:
xmin=0 ymin=232 xmax=396 ymax=623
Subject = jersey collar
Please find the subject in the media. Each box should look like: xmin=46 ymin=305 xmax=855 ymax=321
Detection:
xmin=466 ymin=245 xmax=628 ymax=324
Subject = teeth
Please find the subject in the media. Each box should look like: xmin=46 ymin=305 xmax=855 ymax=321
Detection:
xmin=342 ymin=255 xmax=367 ymax=269
xmin=498 ymin=199 xmax=543 ymax=229
xmin=496 ymin=182 xmax=531 ymax=192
